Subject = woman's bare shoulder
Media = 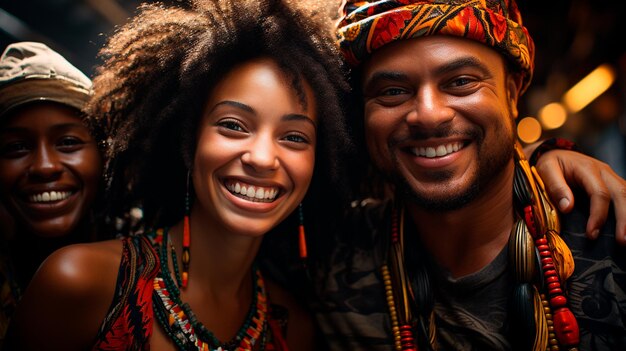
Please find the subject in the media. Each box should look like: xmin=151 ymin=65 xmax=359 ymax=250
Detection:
xmin=36 ymin=239 xmax=123 ymax=294
xmin=7 ymin=239 xmax=124 ymax=350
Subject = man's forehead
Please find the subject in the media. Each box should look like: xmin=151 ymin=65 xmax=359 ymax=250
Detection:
xmin=362 ymin=36 xmax=505 ymax=78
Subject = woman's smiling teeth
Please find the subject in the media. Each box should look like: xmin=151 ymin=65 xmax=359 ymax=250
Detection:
xmin=412 ymin=141 xmax=463 ymax=158
xmin=29 ymin=191 xmax=72 ymax=203
xmin=225 ymin=181 xmax=279 ymax=202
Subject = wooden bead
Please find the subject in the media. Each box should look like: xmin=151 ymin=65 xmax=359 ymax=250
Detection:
xmin=544 ymin=269 xmax=558 ymax=277
xmin=538 ymin=244 xmax=550 ymax=252
xmin=553 ymin=308 xmax=580 ymax=346
xmin=549 ymin=288 xmax=563 ymax=295
xmin=550 ymin=295 xmax=567 ymax=308
xmin=546 ymin=276 xmax=559 ymax=283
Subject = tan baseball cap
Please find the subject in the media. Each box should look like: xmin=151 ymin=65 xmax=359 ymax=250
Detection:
xmin=0 ymin=41 xmax=92 ymax=117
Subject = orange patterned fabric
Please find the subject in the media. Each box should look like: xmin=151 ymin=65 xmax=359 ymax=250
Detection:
xmin=93 ymin=235 xmax=159 ymax=350
xmin=337 ymin=0 xmax=535 ymax=93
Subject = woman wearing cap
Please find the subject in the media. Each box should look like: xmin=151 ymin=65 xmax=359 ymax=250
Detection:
xmin=0 ymin=41 xmax=104 ymax=343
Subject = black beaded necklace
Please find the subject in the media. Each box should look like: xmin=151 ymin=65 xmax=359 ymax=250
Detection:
xmin=150 ymin=228 xmax=269 ymax=351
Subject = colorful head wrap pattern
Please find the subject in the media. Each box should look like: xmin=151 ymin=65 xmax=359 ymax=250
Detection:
xmin=336 ymin=0 xmax=535 ymax=93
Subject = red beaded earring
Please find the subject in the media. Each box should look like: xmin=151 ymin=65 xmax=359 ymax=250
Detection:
xmin=298 ymin=203 xmax=307 ymax=260
xmin=182 ymin=171 xmax=191 ymax=288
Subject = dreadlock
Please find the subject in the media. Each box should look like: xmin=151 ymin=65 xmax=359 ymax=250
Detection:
xmin=85 ymin=0 xmax=353 ymax=229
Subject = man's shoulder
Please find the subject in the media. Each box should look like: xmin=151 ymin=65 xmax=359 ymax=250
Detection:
xmin=337 ymin=197 xmax=392 ymax=243
xmin=560 ymin=198 xmax=622 ymax=259
xmin=559 ymin=199 xmax=626 ymax=350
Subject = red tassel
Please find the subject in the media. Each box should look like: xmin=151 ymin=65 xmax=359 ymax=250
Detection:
xmin=182 ymin=214 xmax=190 ymax=288
xmin=298 ymin=224 xmax=307 ymax=259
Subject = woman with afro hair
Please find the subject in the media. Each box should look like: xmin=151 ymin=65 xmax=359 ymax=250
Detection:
xmin=7 ymin=0 xmax=352 ymax=350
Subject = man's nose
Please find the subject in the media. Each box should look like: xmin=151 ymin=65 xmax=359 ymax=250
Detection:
xmin=405 ymin=86 xmax=455 ymax=128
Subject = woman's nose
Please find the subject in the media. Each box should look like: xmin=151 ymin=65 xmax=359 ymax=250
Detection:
xmin=28 ymin=143 xmax=63 ymax=179
xmin=240 ymin=135 xmax=280 ymax=173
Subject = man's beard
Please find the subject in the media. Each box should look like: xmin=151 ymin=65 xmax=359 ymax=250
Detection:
xmin=397 ymin=121 xmax=515 ymax=212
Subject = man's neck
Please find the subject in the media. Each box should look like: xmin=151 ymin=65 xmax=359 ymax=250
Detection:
xmin=407 ymin=164 xmax=515 ymax=278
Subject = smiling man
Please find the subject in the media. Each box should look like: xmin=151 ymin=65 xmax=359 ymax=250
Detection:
xmin=309 ymin=1 xmax=626 ymax=350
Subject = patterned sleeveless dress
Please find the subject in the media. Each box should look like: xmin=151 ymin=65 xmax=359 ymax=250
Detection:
xmin=92 ymin=232 xmax=288 ymax=350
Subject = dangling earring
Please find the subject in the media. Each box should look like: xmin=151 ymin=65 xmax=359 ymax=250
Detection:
xmin=298 ymin=203 xmax=307 ymax=260
xmin=182 ymin=171 xmax=191 ymax=288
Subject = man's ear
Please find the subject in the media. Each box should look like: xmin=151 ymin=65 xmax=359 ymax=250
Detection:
xmin=506 ymin=73 xmax=523 ymax=119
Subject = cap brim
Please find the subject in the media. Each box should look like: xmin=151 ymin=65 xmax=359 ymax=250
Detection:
xmin=0 ymin=78 xmax=91 ymax=117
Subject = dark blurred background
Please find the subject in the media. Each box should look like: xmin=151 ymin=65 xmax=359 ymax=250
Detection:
xmin=1 ymin=0 xmax=625 ymax=176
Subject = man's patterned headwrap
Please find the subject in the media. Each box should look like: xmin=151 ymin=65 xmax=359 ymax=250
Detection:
xmin=337 ymin=0 xmax=535 ymax=93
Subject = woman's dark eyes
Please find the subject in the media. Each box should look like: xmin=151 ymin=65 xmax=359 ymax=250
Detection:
xmin=218 ymin=120 xmax=245 ymax=132
xmin=0 ymin=142 xmax=29 ymax=157
xmin=283 ymin=134 xmax=308 ymax=143
xmin=57 ymin=136 xmax=85 ymax=151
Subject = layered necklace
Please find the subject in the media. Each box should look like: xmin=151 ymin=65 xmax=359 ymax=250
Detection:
xmin=382 ymin=142 xmax=580 ymax=351
xmin=150 ymin=228 xmax=269 ymax=351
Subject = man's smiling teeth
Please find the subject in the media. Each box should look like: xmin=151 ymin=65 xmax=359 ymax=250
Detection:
xmin=29 ymin=191 xmax=71 ymax=203
xmin=413 ymin=142 xmax=463 ymax=158
xmin=226 ymin=182 xmax=279 ymax=202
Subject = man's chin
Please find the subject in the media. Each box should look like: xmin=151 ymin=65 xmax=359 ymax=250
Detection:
xmin=400 ymin=181 xmax=480 ymax=212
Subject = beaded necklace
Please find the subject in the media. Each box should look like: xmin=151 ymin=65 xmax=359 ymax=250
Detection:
xmin=382 ymin=142 xmax=580 ymax=351
xmin=151 ymin=228 xmax=269 ymax=351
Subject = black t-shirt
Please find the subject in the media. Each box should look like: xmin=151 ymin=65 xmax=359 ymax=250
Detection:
xmin=309 ymin=199 xmax=626 ymax=350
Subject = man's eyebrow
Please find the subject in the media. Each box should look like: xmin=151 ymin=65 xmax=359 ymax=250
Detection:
xmin=363 ymin=56 xmax=493 ymax=90
xmin=362 ymin=71 xmax=410 ymax=91
xmin=434 ymin=56 xmax=492 ymax=77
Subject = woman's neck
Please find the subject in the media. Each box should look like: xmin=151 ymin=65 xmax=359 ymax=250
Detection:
xmin=164 ymin=210 xmax=265 ymax=342
xmin=168 ymin=211 xmax=263 ymax=298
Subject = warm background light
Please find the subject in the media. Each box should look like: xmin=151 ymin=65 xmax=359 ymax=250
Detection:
xmin=538 ymin=102 xmax=568 ymax=130
xmin=517 ymin=117 xmax=542 ymax=144
xmin=562 ymin=64 xmax=616 ymax=113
